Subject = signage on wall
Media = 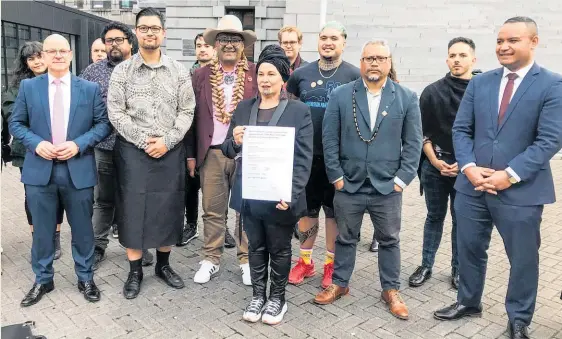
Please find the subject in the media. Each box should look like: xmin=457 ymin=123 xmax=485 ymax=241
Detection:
xmin=182 ymin=39 xmax=195 ymax=57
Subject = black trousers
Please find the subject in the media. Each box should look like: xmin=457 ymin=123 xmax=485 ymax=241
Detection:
xmin=185 ymin=172 xmax=200 ymax=224
xmin=243 ymin=214 xmax=294 ymax=300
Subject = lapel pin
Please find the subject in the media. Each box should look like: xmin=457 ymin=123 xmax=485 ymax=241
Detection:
xmin=311 ymin=82 xmax=317 ymax=88
xmin=382 ymin=111 xmax=388 ymax=117
xmin=317 ymin=80 xmax=323 ymax=85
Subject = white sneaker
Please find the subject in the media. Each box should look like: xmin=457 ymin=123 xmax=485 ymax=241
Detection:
xmin=240 ymin=263 xmax=252 ymax=286
xmin=261 ymin=298 xmax=288 ymax=325
xmin=242 ymin=296 xmax=266 ymax=323
xmin=194 ymin=260 xmax=219 ymax=284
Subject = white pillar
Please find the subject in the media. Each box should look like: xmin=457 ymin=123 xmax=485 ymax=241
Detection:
xmin=320 ymin=0 xmax=327 ymax=28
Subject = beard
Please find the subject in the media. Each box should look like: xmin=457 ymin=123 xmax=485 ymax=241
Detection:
xmin=366 ymin=74 xmax=380 ymax=82
xmin=109 ymin=49 xmax=124 ymax=64
xmin=141 ymin=42 xmax=160 ymax=50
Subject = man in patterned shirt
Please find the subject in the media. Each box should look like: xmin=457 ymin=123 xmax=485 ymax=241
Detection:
xmin=107 ymin=8 xmax=195 ymax=299
xmin=80 ymin=22 xmax=154 ymax=271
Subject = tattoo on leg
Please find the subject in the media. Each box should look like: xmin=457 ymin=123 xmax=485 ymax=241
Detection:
xmin=298 ymin=222 xmax=319 ymax=244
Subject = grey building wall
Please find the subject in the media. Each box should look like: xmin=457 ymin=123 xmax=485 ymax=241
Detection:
xmin=135 ymin=0 xmax=561 ymax=93
xmin=286 ymin=0 xmax=562 ymax=93
xmin=161 ymin=0 xmax=285 ymax=67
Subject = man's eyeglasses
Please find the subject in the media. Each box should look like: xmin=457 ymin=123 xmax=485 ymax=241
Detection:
xmin=281 ymin=41 xmax=299 ymax=47
xmin=137 ymin=25 xmax=162 ymax=34
xmin=217 ymin=37 xmax=244 ymax=46
xmin=361 ymin=56 xmax=390 ymax=64
xmin=43 ymin=49 xmax=71 ymax=57
xmin=104 ymin=37 xmax=128 ymax=45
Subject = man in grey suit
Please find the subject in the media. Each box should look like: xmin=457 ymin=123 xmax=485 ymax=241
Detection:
xmin=313 ymin=39 xmax=422 ymax=320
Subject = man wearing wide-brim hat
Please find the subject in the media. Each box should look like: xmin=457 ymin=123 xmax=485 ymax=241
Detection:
xmin=185 ymin=15 xmax=258 ymax=286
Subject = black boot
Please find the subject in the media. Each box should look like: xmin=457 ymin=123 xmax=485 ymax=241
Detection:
xmin=244 ymin=244 xmax=268 ymax=323
xmin=54 ymin=231 xmax=62 ymax=260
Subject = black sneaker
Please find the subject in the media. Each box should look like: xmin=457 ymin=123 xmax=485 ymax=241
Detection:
xmin=93 ymin=248 xmax=106 ymax=271
xmin=242 ymin=296 xmax=266 ymax=323
xmin=112 ymin=224 xmax=119 ymax=238
xmin=225 ymin=228 xmax=236 ymax=248
xmin=141 ymin=249 xmax=154 ymax=266
xmin=176 ymin=223 xmax=199 ymax=247
xmin=261 ymin=298 xmax=288 ymax=325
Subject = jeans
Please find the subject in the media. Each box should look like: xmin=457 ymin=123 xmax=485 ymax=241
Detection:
xmin=92 ymin=148 xmax=116 ymax=251
xmin=420 ymin=157 xmax=457 ymax=270
xmin=332 ymin=181 xmax=402 ymax=290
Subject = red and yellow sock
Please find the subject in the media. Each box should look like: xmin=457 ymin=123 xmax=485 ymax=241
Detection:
xmin=324 ymin=250 xmax=334 ymax=265
xmin=300 ymin=248 xmax=313 ymax=265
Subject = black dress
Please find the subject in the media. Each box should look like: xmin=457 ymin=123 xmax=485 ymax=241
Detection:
xmin=113 ymin=136 xmax=186 ymax=249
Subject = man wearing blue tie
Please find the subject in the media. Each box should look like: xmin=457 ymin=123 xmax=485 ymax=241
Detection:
xmin=434 ymin=17 xmax=562 ymax=339
xmin=9 ymin=34 xmax=111 ymax=307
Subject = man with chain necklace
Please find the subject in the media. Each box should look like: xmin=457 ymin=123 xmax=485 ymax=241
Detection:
xmin=315 ymin=39 xmax=422 ymax=320
xmin=286 ymin=21 xmax=360 ymax=289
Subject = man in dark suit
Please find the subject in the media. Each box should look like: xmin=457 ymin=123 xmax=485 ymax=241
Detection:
xmin=434 ymin=17 xmax=562 ymax=339
xmin=314 ymin=39 xmax=422 ymax=321
xmin=10 ymin=34 xmax=111 ymax=307
xmin=187 ymin=15 xmax=258 ymax=285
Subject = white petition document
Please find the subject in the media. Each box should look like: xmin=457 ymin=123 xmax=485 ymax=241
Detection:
xmin=242 ymin=126 xmax=295 ymax=202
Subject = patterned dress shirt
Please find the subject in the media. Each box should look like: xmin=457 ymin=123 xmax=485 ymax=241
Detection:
xmin=107 ymin=53 xmax=195 ymax=150
xmin=80 ymin=59 xmax=116 ymax=150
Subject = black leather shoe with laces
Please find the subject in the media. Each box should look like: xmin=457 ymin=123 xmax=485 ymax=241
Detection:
xmin=508 ymin=322 xmax=530 ymax=339
xmin=78 ymin=280 xmax=101 ymax=302
xmin=123 ymin=270 xmax=143 ymax=299
xmin=155 ymin=265 xmax=184 ymax=289
xmin=21 ymin=282 xmax=55 ymax=307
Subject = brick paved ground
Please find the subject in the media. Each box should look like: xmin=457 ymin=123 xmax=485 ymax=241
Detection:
xmin=2 ymin=163 xmax=562 ymax=339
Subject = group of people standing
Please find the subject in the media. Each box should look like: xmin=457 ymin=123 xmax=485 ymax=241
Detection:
xmin=2 ymin=7 xmax=561 ymax=338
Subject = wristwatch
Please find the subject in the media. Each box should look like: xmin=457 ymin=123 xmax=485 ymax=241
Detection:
xmin=507 ymin=172 xmax=518 ymax=184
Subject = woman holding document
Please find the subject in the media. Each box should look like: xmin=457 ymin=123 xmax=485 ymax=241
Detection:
xmin=221 ymin=44 xmax=313 ymax=325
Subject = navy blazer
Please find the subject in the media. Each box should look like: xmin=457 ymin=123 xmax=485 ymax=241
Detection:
xmin=323 ymin=78 xmax=423 ymax=195
xmin=9 ymin=74 xmax=111 ymax=189
xmin=222 ymin=97 xmax=313 ymax=225
xmin=453 ymin=63 xmax=562 ymax=206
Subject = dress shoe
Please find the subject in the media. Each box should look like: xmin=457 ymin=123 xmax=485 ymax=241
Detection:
xmin=313 ymin=284 xmax=349 ymax=305
xmin=21 ymin=281 xmax=54 ymax=307
xmin=78 ymin=280 xmax=101 ymax=302
xmin=92 ymin=248 xmax=105 ymax=271
xmin=369 ymin=240 xmax=379 ymax=252
xmin=225 ymin=228 xmax=236 ymax=248
xmin=409 ymin=266 xmax=432 ymax=287
xmin=123 ymin=270 xmax=143 ymax=299
xmin=142 ymin=249 xmax=154 ymax=266
xmin=381 ymin=289 xmax=409 ymax=320
xmin=451 ymin=267 xmax=459 ymax=290
xmin=176 ymin=222 xmax=199 ymax=247
xmin=54 ymin=232 xmax=62 ymax=260
xmin=156 ymin=265 xmax=185 ymax=289
xmin=508 ymin=322 xmax=530 ymax=339
xmin=434 ymin=302 xmax=483 ymax=320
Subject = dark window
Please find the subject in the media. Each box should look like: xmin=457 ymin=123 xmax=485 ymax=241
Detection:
xmin=1 ymin=21 xmax=78 ymax=91
xmin=120 ymin=0 xmax=137 ymax=9
xmin=225 ymin=8 xmax=255 ymax=62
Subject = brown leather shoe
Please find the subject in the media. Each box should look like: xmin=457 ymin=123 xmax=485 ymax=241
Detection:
xmin=313 ymin=284 xmax=349 ymax=305
xmin=381 ymin=289 xmax=409 ymax=320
